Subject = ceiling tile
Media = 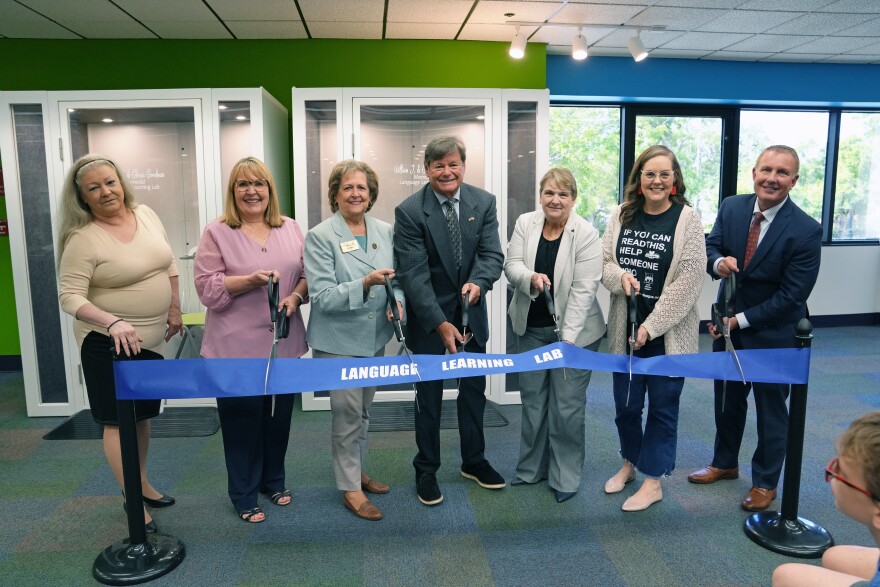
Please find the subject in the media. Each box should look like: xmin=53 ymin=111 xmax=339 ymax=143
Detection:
xmin=297 ymin=0 xmax=385 ymax=22
xmin=115 ymin=0 xmax=219 ymax=21
xmin=385 ymin=22 xmax=461 ymax=39
xmin=834 ymin=16 xmax=880 ymax=36
xmin=647 ymin=48 xmax=714 ymax=58
xmin=819 ymin=54 xmax=880 ymax=62
xmin=387 ymin=0 xmax=474 ymax=23
xmin=64 ymin=20 xmax=156 ymax=38
xmin=704 ymin=51 xmax=776 ymax=60
xmin=307 ymin=21 xmax=383 ymax=39
xmin=697 ymin=10 xmax=802 ymax=33
xmin=628 ymin=7 xmax=726 ymax=29
xmin=0 ymin=1 xmax=58 ymax=21
xmin=19 ymin=0 xmax=133 ymax=22
xmin=206 ymin=0 xmax=301 ymax=21
xmin=225 ymin=21 xmax=308 ymax=39
xmin=818 ymin=0 xmax=880 ymax=13
xmin=551 ymin=3 xmax=644 ymax=25
xmin=661 ymin=31 xmax=751 ymax=50
xmin=772 ymin=12 xmax=870 ymax=35
xmin=655 ymin=0 xmax=743 ymax=6
xmin=470 ymin=1 xmax=561 ymax=25
xmin=594 ymin=29 xmax=684 ymax=48
xmin=787 ymin=35 xmax=876 ymax=53
xmin=0 ymin=20 xmax=80 ymax=38
xmin=737 ymin=0 xmax=832 ymax=9
xmin=141 ymin=20 xmax=233 ymax=38
xmin=761 ymin=52 xmax=836 ymax=62
xmin=457 ymin=23 xmax=539 ymax=42
xmin=723 ymin=34 xmax=822 ymax=52
xmin=845 ymin=40 xmax=880 ymax=54
xmin=530 ymin=26 xmax=615 ymax=45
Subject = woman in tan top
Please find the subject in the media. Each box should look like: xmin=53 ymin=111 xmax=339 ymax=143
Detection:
xmin=58 ymin=153 xmax=182 ymax=534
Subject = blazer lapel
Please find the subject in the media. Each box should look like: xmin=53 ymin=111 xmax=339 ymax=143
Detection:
xmin=525 ymin=212 xmax=543 ymax=271
xmin=331 ymin=212 xmax=374 ymax=270
xmin=553 ymin=213 xmax=576 ymax=286
xmin=422 ymin=186 xmax=459 ymax=283
xmin=735 ymin=194 xmax=758 ymax=263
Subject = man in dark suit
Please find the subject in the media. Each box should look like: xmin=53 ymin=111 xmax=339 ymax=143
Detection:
xmin=394 ymin=135 xmax=505 ymax=506
xmin=688 ymin=145 xmax=822 ymax=511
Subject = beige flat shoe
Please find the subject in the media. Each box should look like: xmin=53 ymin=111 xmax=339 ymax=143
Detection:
xmin=621 ymin=486 xmax=663 ymax=512
xmin=604 ymin=470 xmax=636 ymax=494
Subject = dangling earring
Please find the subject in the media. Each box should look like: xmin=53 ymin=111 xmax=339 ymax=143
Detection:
xmin=637 ymin=185 xmax=643 ymax=195
xmin=670 ymin=185 xmax=677 ymax=195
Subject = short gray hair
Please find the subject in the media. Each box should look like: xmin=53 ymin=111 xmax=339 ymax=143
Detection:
xmin=756 ymin=145 xmax=800 ymax=175
xmin=424 ymin=135 xmax=466 ymax=167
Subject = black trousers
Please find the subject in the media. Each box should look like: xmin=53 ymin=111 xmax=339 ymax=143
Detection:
xmin=216 ymin=394 xmax=294 ymax=510
xmin=412 ymin=329 xmax=487 ymax=478
xmin=710 ymin=335 xmax=790 ymax=489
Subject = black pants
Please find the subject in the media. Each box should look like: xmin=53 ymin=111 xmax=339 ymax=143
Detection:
xmin=216 ymin=394 xmax=294 ymax=510
xmin=411 ymin=330 xmax=487 ymax=478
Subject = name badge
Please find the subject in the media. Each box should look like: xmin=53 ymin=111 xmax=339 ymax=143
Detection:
xmin=340 ymin=240 xmax=359 ymax=253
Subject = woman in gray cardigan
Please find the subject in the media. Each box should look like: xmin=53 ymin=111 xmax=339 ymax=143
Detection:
xmin=304 ymin=160 xmax=404 ymax=521
xmin=504 ymin=167 xmax=606 ymax=503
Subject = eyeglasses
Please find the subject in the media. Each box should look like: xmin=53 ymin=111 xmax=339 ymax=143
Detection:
xmin=235 ymin=179 xmax=269 ymax=191
xmin=641 ymin=170 xmax=674 ymax=181
xmin=825 ymin=457 xmax=880 ymax=501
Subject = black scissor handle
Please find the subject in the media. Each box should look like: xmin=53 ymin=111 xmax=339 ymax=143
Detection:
xmin=723 ymin=272 xmax=736 ymax=316
xmin=542 ymin=282 xmax=556 ymax=316
xmin=628 ymin=284 xmax=638 ymax=324
xmin=267 ymin=275 xmax=279 ymax=323
xmin=278 ymin=310 xmax=290 ymax=339
xmin=384 ymin=275 xmax=405 ymax=342
xmin=461 ymin=291 xmax=469 ymax=332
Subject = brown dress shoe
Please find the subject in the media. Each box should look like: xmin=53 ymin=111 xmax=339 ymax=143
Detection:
xmin=687 ymin=466 xmax=739 ymax=484
xmin=742 ymin=487 xmax=776 ymax=511
xmin=362 ymin=478 xmax=390 ymax=494
xmin=343 ymin=494 xmax=383 ymax=521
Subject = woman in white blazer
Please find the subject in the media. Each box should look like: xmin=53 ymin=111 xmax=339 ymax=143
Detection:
xmin=304 ymin=160 xmax=404 ymax=521
xmin=504 ymin=167 xmax=606 ymax=503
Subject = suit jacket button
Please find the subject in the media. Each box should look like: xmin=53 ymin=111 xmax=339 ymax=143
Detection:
xmin=369 ymin=292 xmax=375 ymax=299
xmin=368 ymin=312 xmax=375 ymax=319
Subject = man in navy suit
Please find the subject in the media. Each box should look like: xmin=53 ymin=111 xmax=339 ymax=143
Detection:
xmin=394 ymin=135 xmax=505 ymax=506
xmin=688 ymin=145 xmax=822 ymax=511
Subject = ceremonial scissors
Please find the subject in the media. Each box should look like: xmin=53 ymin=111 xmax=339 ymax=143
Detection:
xmin=459 ymin=290 xmax=473 ymax=351
xmin=543 ymin=282 xmax=566 ymax=380
xmin=384 ymin=275 xmax=420 ymax=381
xmin=712 ymin=272 xmax=746 ymax=413
xmin=625 ymin=285 xmax=639 ymax=406
xmin=264 ymin=275 xmax=289 ymax=415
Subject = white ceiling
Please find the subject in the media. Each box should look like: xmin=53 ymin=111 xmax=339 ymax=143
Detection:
xmin=2 ymin=0 xmax=880 ymax=64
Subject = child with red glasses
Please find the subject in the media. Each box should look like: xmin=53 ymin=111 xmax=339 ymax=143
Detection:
xmin=773 ymin=411 xmax=880 ymax=587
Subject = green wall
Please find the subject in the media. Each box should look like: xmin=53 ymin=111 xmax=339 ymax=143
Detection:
xmin=0 ymin=38 xmax=546 ymax=357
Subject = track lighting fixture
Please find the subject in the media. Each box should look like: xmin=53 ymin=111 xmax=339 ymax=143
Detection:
xmin=628 ymin=32 xmax=648 ymax=62
xmin=572 ymin=28 xmax=588 ymax=61
xmin=509 ymin=26 xmax=527 ymax=59
xmin=507 ymin=22 xmax=663 ymax=61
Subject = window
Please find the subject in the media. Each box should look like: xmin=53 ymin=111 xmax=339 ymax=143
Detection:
xmin=835 ymin=112 xmax=880 ymax=240
xmin=738 ymin=110 xmax=828 ymax=223
xmin=549 ymin=106 xmax=620 ymax=234
xmin=635 ymin=115 xmax=723 ymax=232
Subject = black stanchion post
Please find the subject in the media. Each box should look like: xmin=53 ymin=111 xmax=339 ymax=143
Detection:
xmin=743 ymin=318 xmax=834 ymax=558
xmin=93 ymin=354 xmax=186 ymax=585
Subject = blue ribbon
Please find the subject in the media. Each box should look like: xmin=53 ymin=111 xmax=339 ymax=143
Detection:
xmin=114 ymin=342 xmax=810 ymax=401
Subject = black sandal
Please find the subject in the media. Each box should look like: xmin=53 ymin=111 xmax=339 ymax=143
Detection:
xmin=267 ymin=489 xmax=291 ymax=506
xmin=238 ymin=506 xmax=265 ymax=523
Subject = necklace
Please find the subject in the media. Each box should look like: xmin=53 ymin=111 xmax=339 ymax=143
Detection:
xmin=241 ymin=222 xmax=271 ymax=252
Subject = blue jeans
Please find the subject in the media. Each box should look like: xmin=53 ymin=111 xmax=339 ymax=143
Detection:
xmin=612 ymin=342 xmax=684 ymax=478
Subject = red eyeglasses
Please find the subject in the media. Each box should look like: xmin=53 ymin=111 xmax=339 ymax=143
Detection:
xmin=825 ymin=457 xmax=879 ymax=502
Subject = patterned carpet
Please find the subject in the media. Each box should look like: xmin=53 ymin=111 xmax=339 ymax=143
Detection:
xmin=0 ymin=325 xmax=877 ymax=586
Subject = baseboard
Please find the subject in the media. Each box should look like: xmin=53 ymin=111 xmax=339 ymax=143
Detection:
xmin=810 ymin=313 xmax=880 ymax=327
xmin=0 ymin=355 xmax=22 ymax=371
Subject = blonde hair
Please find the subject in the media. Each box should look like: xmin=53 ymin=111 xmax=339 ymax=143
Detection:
xmin=837 ymin=411 xmax=880 ymax=500
xmin=57 ymin=154 xmax=138 ymax=264
xmin=540 ymin=167 xmax=578 ymax=200
xmin=221 ymin=157 xmax=282 ymax=228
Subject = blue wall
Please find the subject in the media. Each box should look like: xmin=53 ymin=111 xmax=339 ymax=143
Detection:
xmin=547 ymin=55 xmax=880 ymax=107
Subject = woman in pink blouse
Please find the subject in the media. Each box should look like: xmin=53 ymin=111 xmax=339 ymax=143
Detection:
xmin=194 ymin=157 xmax=308 ymax=523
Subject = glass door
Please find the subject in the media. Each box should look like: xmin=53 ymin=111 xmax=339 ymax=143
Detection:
xmin=52 ymin=95 xmax=212 ymax=412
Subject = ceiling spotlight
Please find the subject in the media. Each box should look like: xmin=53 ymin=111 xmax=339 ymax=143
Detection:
xmin=572 ymin=28 xmax=588 ymax=61
xmin=101 ymin=118 xmax=113 ymax=123
xmin=509 ymin=26 xmax=527 ymax=59
xmin=235 ymin=115 xmax=247 ymax=121
xmin=218 ymin=105 xmax=228 ymax=110
xmin=628 ymin=33 xmax=648 ymax=62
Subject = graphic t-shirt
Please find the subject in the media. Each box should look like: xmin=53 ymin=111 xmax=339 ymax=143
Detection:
xmin=615 ymin=203 xmax=683 ymax=346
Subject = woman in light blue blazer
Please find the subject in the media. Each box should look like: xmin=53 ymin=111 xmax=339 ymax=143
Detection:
xmin=504 ymin=167 xmax=606 ymax=503
xmin=304 ymin=160 xmax=404 ymax=521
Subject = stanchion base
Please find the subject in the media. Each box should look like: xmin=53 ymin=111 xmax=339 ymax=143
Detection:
xmin=93 ymin=534 xmax=186 ymax=585
xmin=743 ymin=511 xmax=833 ymax=559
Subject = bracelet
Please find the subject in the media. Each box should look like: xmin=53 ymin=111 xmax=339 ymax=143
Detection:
xmin=292 ymin=291 xmax=305 ymax=304
xmin=107 ymin=318 xmax=124 ymax=331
